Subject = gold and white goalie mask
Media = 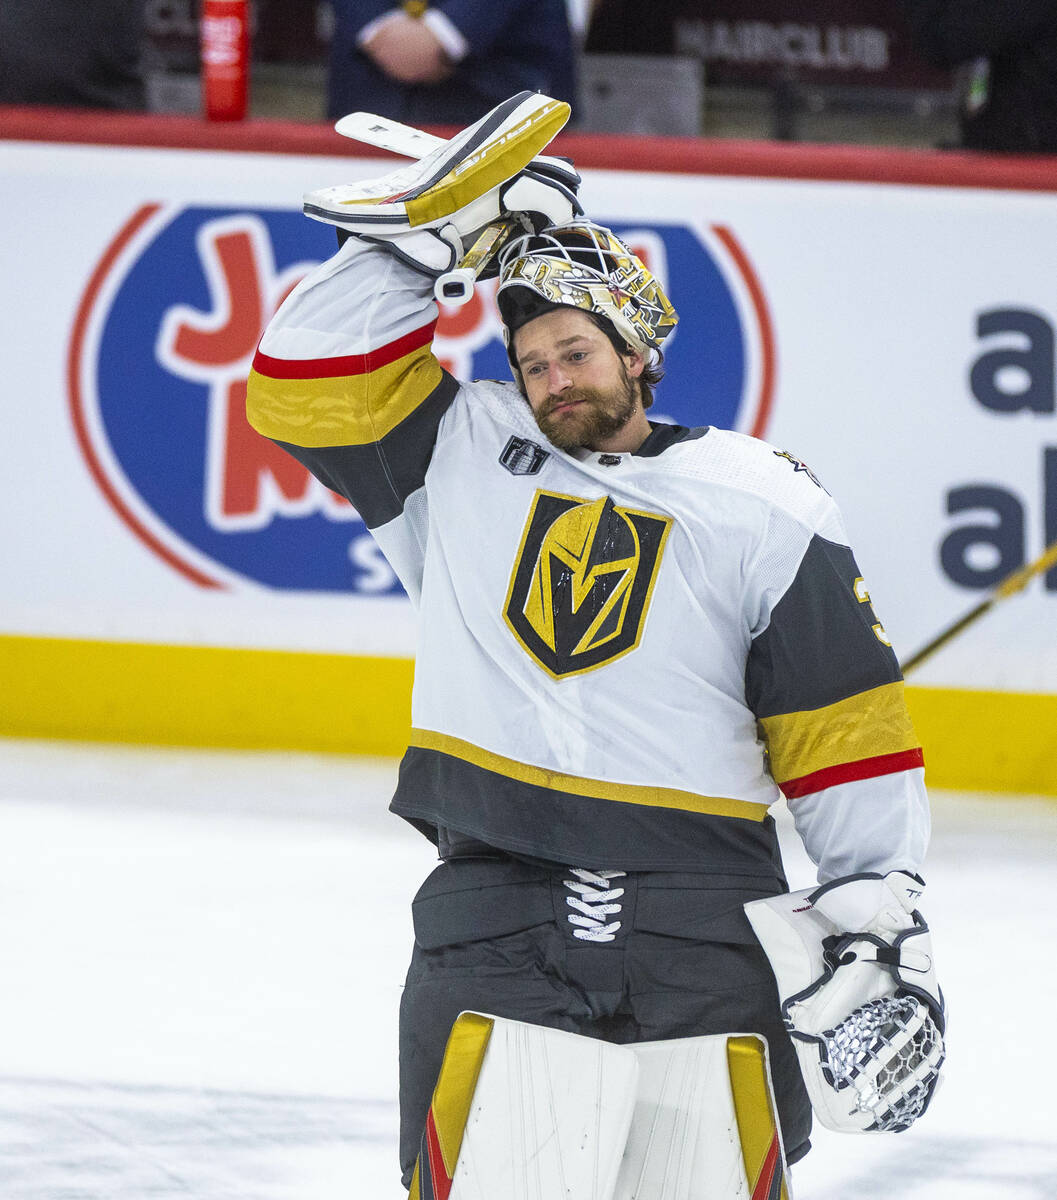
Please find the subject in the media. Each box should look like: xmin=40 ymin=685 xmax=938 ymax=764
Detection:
xmin=495 ymin=221 xmax=679 ymax=358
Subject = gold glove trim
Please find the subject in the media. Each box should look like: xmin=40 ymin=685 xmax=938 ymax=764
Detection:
xmin=406 ymin=100 xmax=570 ymax=227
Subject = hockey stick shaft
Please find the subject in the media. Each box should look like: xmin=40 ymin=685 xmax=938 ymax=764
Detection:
xmin=461 ymin=220 xmax=516 ymax=274
xmin=434 ymin=219 xmax=518 ymax=304
xmin=900 ymin=537 xmax=1057 ymax=675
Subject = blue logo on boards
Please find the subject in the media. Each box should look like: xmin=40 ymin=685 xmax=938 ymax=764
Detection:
xmin=70 ymin=205 xmax=774 ymax=594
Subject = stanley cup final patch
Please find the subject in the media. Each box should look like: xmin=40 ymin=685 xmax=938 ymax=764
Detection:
xmin=503 ymin=489 xmax=672 ymax=678
xmin=499 ymin=435 xmax=549 ymax=476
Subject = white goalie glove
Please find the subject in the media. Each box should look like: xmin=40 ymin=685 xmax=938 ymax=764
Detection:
xmin=303 ymin=90 xmax=582 ymax=284
xmin=745 ymin=871 xmax=946 ymax=1135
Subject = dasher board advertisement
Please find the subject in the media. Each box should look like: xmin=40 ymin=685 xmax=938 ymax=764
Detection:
xmin=2 ymin=126 xmax=1056 ymax=788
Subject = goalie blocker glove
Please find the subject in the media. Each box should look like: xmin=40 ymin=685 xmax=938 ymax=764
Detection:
xmin=745 ymin=871 xmax=946 ymax=1135
xmin=303 ymin=91 xmax=582 ymax=278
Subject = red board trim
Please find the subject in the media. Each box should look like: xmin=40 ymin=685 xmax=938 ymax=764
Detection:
xmin=6 ymin=105 xmax=1057 ymax=193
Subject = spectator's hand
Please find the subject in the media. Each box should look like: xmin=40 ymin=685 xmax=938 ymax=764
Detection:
xmin=361 ymin=12 xmax=453 ymax=85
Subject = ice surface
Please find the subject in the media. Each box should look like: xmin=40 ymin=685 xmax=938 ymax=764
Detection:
xmin=0 ymin=738 xmax=1054 ymax=1199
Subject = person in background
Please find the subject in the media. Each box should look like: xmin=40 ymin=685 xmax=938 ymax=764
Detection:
xmin=326 ymin=0 xmax=576 ymax=124
xmin=901 ymin=0 xmax=1057 ymax=152
xmin=0 ymin=0 xmax=146 ymax=110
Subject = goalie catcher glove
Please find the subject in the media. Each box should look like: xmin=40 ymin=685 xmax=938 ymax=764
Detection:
xmin=744 ymin=871 xmax=946 ymax=1136
xmin=304 ymin=91 xmax=582 ymax=277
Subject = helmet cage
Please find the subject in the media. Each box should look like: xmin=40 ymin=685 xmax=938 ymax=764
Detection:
xmin=496 ymin=220 xmax=678 ymax=358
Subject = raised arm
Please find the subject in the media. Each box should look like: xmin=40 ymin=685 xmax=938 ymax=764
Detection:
xmin=247 ymin=239 xmax=454 ymax=600
xmin=246 ymin=91 xmax=581 ymax=599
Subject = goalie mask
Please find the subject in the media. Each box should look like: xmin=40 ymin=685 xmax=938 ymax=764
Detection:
xmin=495 ymin=221 xmax=678 ymax=362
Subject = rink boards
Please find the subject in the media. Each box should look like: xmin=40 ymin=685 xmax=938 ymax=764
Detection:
xmin=2 ymin=112 xmax=1056 ymax=793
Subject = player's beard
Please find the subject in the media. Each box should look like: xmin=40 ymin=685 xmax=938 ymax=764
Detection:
xmin=534 ymin=367 xmax=640 ymax=451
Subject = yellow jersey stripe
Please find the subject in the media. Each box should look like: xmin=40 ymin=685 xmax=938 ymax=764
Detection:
xmin=246 ymin=342 xmax=443 ymax=448
xmin=409 ymin=728 xmax=768 ymax=822
xmin=759 ymin=680 xmax=920 ymax=787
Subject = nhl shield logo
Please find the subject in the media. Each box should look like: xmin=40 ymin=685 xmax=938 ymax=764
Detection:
xmin=504 ymin=490 xmax=671 ymax=678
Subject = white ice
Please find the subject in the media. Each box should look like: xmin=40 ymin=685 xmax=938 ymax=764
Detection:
xmin=0 ymin=737 xmax=1054 ymax=1199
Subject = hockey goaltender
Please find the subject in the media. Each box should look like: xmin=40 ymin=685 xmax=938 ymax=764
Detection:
xmin=247 ymin=92 xmax=946 ymax=1198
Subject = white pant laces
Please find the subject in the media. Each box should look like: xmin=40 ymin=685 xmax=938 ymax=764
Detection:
xmin=563 ymin=869 xmax=627 ymax=942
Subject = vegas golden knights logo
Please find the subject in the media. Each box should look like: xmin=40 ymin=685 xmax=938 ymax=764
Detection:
xmin=504 ymin=489 xmax=672 ymax=678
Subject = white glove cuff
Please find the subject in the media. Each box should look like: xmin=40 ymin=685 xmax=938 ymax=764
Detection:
xmin=811 ymin=870 xmax=924 ymax=934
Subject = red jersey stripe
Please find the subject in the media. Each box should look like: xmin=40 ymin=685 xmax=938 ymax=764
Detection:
xmin=780 ymin=747 xmax=925 ymax=799
xmin=252 ymin=319 xmax=437 ymax=380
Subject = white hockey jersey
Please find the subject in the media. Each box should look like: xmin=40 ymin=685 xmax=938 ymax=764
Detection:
xmin=247 ymin=238 xmax=929 ymax=881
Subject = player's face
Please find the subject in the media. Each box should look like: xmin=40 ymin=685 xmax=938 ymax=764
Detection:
xmin=513 ymin=309 xmax=649 ymax=453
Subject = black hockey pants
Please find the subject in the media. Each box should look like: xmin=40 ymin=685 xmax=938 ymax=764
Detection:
xmin=397 ymin=855 xmax=812 ymax=1187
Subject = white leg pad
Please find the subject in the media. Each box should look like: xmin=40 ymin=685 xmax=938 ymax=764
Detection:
xmin=412 ymin=1012 xmax=639 ymax=1200
xmin=615 ymin=1034 xmax=791 ymax=1200
xmin=411 ymin=1017 xmax=789 ymax=1200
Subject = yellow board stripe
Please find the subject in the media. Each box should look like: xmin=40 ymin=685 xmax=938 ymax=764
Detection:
xmin=727 ymin=1035 xmax=788 ymax=1200
xmin=759 ymin=680 xmax=919 ymax=785
xmin=245 ymin=345 xmax=442 ymax=448
xmin=905 ymin=685 xmax=1057 ymax=794
xmin=0 ymin=634 xmax=413 ymax=757
xmin=409 ymin=727 xmax=768 ymax=821
xmin=2 ymin=634 xmax=1056 ymax=796
xmin=429 ymin=1012 xmax=494 ymax=1176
